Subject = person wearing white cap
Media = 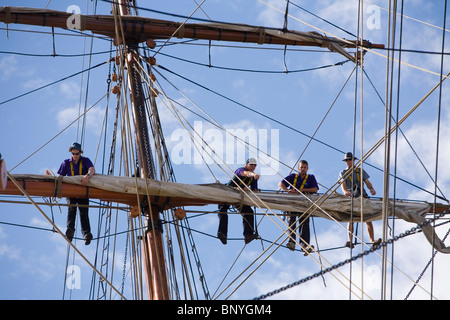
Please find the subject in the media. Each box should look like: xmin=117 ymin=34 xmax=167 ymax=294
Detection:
xmin=217 ymin=158 xmax=260 ymax=245
xmin=339 ymin=152 xmax=381 ymax=249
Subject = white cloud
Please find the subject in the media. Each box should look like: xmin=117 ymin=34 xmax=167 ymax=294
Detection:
xmin=59 ymin=81 xmax=82 ymax=100
xmin=0 ymin=243 xmax=21 ymax=260
xmin=257 ymin=0 xmax=286 ymax=28
xmin=0 ymin=56 xmax=18 ymax=78
xmin=56 ymin=105 xmax=106 ymax=134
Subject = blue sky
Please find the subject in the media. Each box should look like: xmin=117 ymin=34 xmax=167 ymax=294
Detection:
xmin=1 ymin=0 xmax=450 ymax=300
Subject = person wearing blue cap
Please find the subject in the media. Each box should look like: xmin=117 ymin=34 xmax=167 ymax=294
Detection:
xmin=217 ymin=158 xmax=260 ymax=245
xmin=57 ymin=142 xmax=95 ymax=245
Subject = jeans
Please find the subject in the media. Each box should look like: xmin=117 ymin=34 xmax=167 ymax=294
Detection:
xmin=218 ymin=204 xmax=255 ymax=236
xmin=67 ymin=198 xmax=91 ymax=236
xmin=287 ymin=212 xmax=310 ymax=247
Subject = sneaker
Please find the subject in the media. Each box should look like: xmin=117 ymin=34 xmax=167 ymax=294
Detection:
xmin=84 ymin=233 xmax=93 ymax=245
xmin=371 ymin=238 xmax=382 ymax=250
xmin=301 ymin=245 xmax=314 ymax=256
xmin=345 ymin=241 xmax=355 ymax=249
xmin=286 ymin=241 xmax=295 ymax=251
xmin=217 ymin=231 xmax=227 ymax=245
xmin=65 ymin=228 xmax=74 ymax=242
xmin=244 ymin=233 xmax=259 ymax=244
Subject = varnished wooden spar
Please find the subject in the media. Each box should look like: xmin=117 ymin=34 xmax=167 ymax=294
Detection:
xmin=1 ymin=175 xmax=222 ymax=214
xmin=0 ymin=7 xmax=384 ymax=53
xmin=3 ymin=173 xmax=450 ymax=253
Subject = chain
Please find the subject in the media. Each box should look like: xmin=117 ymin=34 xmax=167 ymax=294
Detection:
xmin=253 ymin=211 xmax=448 ymax=300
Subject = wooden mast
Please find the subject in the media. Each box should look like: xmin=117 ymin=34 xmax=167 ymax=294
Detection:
xmin=115 ymin=0 xmax=169 ymax=300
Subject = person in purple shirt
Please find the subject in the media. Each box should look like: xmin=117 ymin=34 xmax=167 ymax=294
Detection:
xmin=278 ymin=160 xmax=319 ymax=255
xmin=57 ymin=142 xmax=95 ymax=245
xmin=217 ymin=158 xmax=260 ymax=245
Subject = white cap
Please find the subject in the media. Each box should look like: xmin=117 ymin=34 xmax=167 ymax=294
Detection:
xmin=246 ymin=158 xmax=257 ymax=165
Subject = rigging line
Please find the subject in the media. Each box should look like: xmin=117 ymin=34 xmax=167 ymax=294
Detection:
xmin=152 ymin=0 xmax=208 ymax=57
xmin=157 ymin=64 xmax=343 ymax=152
xmin=431 ymin=0 xmax=448 ymax=300
xmin=304 ymin=66 xmax=450 ymax=294
xmin=363 ymin=69 xmax=448 ymax=201
xmin=152 ymin=66 xmax=297 ymax=176
xmin=389 ymin=0 xmax=405 ymax=300
xmin=143 ymin=56 xmax=208 ymax=298
xmin=152 ymin=37 xmax=450 ymax=56
xmin=151 ymin=62 xmax=440 ymax=298
xmin=355 ymin=0 xmax=365 ymax=300
xmin=193 ymin=0 xmax=213 ymax=21
xmin=137 ymin=69 xmax=221 ymax=298
xmin=404 ymin=226 xmax=450 ymax=300
xmin=154 ymin=58 xmax=432 ymax=254
xmin=359 ymin=69 xmax=450 ymax=189
xmin=211 ymin=245 xmax=247 ymax=300
xmin=120 ymin=74 xmax=170 ymax=299
xmin=156 ymin=39 xmax=343 ymax=54
xmin=115 ymin=92 xmax=148 ymax=299
xmin=289 ymin=65 xmax=357 ymax=174
xmin=100 ymin=0 xmax=360 ymax=54
xmin=286 ymin=0 xmax=357 ymax=38
xmin=257 ymin=0 xmax=357 ymax=48
xmin=381 ymin=0 xmax=397 ymax=300
xmin=0 ymin=59 xmax=111 ymax=107
xmin=253 ymin=213 xmax=445 ymax=300
xmin=110 ymin=12 xmax=160 ymax=299
xmin=147 ymin=63 xmax=288 ymax=192
xmin=153 ymin=60 xmax=444 ymax=268
xmin=6 ymin=171 xmax=127 ymax=300
xmin=364 ymin=0 xmax=450 ymax=34
xmin=147 ymin=68 xmax=361 ymax=298
xmin=259 ymin=0 xmax=450 ymax=77
xmin=216 ymin=209 xmax=371 ymax=301
xmin=0 ymin=26 xmax=112 ymax=42
xmin=112 ymin=18 xmax=167 ymax=293
xmin=0 ymin=49 xmax=114 ymax=58
xmin=156 ymin=64 xmax=443 ymax=201
xmin=10 ymin=92 xmax=108 ymax=172
xmin=147 ymin=64 xmax=320 ymax=215
xmin=146 ymin=47 xmax=351 ymax=74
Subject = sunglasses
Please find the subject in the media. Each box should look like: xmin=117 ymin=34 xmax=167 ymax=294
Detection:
xmin=72 ymin=152 xmax=80 ymax=156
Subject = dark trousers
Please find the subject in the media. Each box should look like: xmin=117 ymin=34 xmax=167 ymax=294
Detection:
xmin=218 ymin=204 xmax=255 ymax=236
xmin=287 ymin=212 xmax=310 ymax=247
xmin=67 ymin=198 xmax=91 ymax=236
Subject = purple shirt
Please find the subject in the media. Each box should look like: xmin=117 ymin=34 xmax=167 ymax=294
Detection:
xmin=280 ymin=173 xmax=319 ymax=193
xmin=228 ymin=167 xmax=258 ymax=190
xmin=57 ymin=156 xmax=94 ymax=176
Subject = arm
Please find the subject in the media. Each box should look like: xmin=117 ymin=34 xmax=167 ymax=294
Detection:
xmin=81 ymin=166 xmax=95 ymax=186
xmin=340 ymin=181 xmax=351 ymax=197
xmin=364 ymin=179 xmax=376 ymax=195
xmin=278 ymin=181 xmax=290 ymax=192
xmin=302 ymin=186 xmax=318 ymax=193
xmin=241 ymin=170 xmax=260 ymax=180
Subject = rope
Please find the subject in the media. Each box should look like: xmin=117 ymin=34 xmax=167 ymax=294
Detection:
xmin=6 ymin=172 xmax=126 ymax=299
xmin=143 ymin=63 xmax=370 ymax=299
xmin=253 ymin=211 xmax=446 ymax=300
